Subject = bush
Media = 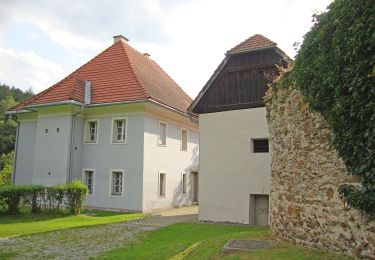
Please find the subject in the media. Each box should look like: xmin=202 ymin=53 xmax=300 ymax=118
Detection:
xmin=293 ymin=0 xmax=375 ymax=215
xmin=43 ymin=185 xmax=65 ymax=212
xmin=63 ymin=180 xmax=88 ymax=215
xmin=22 ymin=185 xmax=45 ymax=213
xmin=0 ymin=180 xmax=88 ymax=215
xmin=0 ymin=185 xmax=39 ymax=215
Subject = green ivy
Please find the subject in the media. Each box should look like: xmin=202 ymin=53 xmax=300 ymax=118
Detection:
xmin=293 ymin=0 xmax=375 ymax=215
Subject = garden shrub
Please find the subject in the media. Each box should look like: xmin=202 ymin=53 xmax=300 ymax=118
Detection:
xmin=63 ymin=180 xmax=88 ymax=215
xmin=43 ymin=185 xmax=65 ymax=212
xmin=22 ymin=184 xmax=45 ymax=213
xmin=0 ymin=180 xmax=88 ymax=215
xmin=0 ymin=185 xmax=36 ymax=215
xmin=292 ymin=0 xmax=375 ymax=215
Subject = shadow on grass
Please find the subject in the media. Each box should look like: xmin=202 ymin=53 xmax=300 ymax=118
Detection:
xmin=0 ymin=207 xmax=136 ymax=225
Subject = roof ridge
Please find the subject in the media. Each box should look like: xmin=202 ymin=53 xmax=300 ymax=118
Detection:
xmin=119 ymin=41 xmax=149 ymax=99
xmin=227 ymin=34 xmax=276 ymax=55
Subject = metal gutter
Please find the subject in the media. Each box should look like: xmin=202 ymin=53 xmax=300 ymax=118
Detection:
xmin=12 ymin=121 xmax=20 ymax=184
xmin=67 ymin=106 xmax=83 ymax=182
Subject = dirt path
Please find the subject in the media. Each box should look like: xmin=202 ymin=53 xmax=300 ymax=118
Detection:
xmin=0 ymin=206 xmax=198 ymax=260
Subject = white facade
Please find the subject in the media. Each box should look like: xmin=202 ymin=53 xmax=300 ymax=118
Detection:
xmin=13 ymin=102 xmax=199 ymax=212
xmin=198 ymin=107 xmax=271 ymax=224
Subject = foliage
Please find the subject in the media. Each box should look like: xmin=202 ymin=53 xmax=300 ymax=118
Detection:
xmin=0 ymin=185 xmax=35 ymax=215
xmin=0 ymin=152 xmax=14 ymax=187
xmin=0 ymin=207 xmax=144 ymax=238
xmin=0 ymin=83 xmax=33 ymax=156
xmin=63 ymin=180 xmax=88 ymax=215
xmin=101 ymin=224 xmax=348 ymax=260
xmin=292 ymin=0 xmax=375 ymax=215
xmin=0 ymin=180 xmax=88 ymax=215
xmin=43 ymin=185 xmax=65 ymax=212
xmin=0 ymin=120 xmax=17 ymax=155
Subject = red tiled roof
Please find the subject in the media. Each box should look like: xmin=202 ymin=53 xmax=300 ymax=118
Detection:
xmin=12 ymin=40 xmax=192 ymax=113
xmin=227 ymin=34 xmax=276 ymax=55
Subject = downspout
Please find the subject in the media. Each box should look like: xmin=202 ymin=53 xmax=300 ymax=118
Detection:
xmin=12 ymin=119 xmax=20 ymax=185
xmin=67 ymin=106 xmax=83 ymax=182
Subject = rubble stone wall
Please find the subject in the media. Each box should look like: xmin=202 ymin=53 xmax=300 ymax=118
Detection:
xmin=265 ymin=86 xmax=375 ymax=259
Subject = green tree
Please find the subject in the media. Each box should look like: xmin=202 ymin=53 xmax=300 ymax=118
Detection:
xmin=0 ymin=152 xmax=14 ymax=187
xmin=293 ymin=0 xmax=375 ymax=214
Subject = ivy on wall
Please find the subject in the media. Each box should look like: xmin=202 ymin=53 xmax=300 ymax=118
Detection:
xmin=292 ymin=0 xmax=375 ymax=215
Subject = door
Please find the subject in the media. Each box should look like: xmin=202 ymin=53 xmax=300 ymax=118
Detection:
xmin=255 ymin=195 xmax=269 ymax=226
xmin=191 ymin=172 xmax=199 ymax=203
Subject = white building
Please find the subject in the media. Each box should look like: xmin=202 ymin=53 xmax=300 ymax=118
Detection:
xmin=7 ymin=35 xmax=199 ymax=212
xmin=188 ymin=34 xmax=289 ymax=225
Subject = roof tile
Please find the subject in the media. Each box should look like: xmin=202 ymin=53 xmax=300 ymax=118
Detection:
xmin=12 ymin=40 xmax=192 ymax=113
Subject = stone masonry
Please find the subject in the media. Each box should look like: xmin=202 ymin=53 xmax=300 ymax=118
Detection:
xmin=265 ymin=86 xmax=375 ymax=259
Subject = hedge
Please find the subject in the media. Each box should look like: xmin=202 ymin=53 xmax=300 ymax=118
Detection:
xmin=0 ymin=180 xmax=88 ymax=215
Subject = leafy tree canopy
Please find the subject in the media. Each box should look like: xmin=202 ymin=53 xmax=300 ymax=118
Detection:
xmin=293 ymin=0 xmax=375 ymax=215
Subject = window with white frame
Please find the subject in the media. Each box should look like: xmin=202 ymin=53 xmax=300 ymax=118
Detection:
xmin=110 ymin=170 xmax=123 ymax=196
xmin=83 ymin=170 xmax=95 ymax=195
xmin=158 ymin=122 xmax=167 ymax=146
xmin=112 ymin=118 xmax=127 ymax=143
xmin=159 ymin=172 xmax=166 ymax=197
xmin=182 ymin=173 xmax=187 ymax=194
xmin=181 ymin=128 xmax=187 ymax=151
xmin=84 ymin=120 xmax=98 ymax=143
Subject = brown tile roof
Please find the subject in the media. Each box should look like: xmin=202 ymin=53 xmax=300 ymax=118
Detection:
xmin=226 ymin=34 xmax=276 ymax=55
xmin=12 ymin=40 xmax=192 ymax=113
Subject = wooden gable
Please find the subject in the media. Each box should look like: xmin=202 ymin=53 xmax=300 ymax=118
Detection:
xmin=190 ymin=47 xmax=288 ymax=114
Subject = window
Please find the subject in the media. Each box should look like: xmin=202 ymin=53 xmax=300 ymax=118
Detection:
xmin=182 ymin=173 xmax=187 ymax=194
xmin=84 ymin=120 xmax=98 ymax=143
xmin=112 ymin=118 xmax=127 ymax=143
xmin=83 ymin=170 xmax=95 ymax=195
xmin=181 ymin=128 xmax=187 ymax=151
xmin=159 ymin=172 xmax=166 ymax=197
xmin=110 ymin=170 xmax=123 ymax=196
xmin=158 ymin=122 xmax=167 ymax=146
xmin=253 ymin=139 xmax=269 ymax=153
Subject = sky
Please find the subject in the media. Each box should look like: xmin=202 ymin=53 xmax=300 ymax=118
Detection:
xmin=0 ymin=0 xmax=332 ymax=99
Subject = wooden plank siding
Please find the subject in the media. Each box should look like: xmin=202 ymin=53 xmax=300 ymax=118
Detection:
xmin=192 ymin=48 xmax=285 ymax=114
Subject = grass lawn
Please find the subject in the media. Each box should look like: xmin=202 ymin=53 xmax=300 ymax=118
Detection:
xmin=100 ymin=223 xmax=349 ymax=260
xmin=0 ymin=208 xmax=144 ymax=238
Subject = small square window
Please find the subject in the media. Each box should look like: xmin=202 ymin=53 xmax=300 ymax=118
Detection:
xmin=181 ymin=129 xmax=188 ymax=151
xmin=158 ymin=122 xmax=167 ymax=146
xmin=111 ymin=171 xmax=123 ymax=196
xmin=112 ymin=118 xmax=127 ymax=143
xmin=159 ymin=172 xmax=166 ymax=197
xmin=84 ymin=170 xmax=94 ymax=195
xmin=45 ymin=128 xmax=48 ymax=133
xmin=84 ymin=120 xmax=98 ymax=143
xmin=253 ymin=139 xmax=269 ymax=153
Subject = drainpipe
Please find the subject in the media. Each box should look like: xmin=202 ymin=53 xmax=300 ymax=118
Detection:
xmin=67 ymin=106 xmax=83 ymax=182
xmin=12 ymin=119 xmax=20 ymax=185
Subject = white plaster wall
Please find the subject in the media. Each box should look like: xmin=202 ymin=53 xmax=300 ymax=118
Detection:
xmin=82 ymin=114 xmax=144 ymax=211
xmin=14 ymin=120 xmax=37 ymax=184
xmin=198 ymin=108 xmax=271 ymax=224
xmin=142 ymin=114 xmax=199 ymax=211
xmin=32 ymin=115 xmax=72 ymax=186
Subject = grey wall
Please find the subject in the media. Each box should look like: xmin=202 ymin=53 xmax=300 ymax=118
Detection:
xmin=32 ymin=115 xmax=72 ymax=186
xmin=14 ymin=120 xmax=37 ymax=184
xmin=82 ymin=114 xmax=144 ymax=211
xmin=71 ymin=116 xmax=84 ymax=180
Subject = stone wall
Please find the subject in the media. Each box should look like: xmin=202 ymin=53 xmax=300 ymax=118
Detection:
xmin=265 ymin=86 xmax=375 ymax=259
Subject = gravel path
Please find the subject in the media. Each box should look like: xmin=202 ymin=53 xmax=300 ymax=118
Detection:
xmin=0 ymin=206 xmax=198 ymax=260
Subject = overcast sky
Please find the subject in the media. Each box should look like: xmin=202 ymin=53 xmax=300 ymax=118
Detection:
xmin=0 ymin=0 xmax=332 ymax=99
